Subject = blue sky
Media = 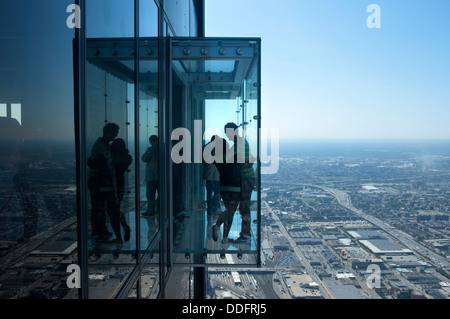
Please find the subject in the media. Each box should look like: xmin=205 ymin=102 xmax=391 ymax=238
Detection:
xmin=205 ymin=0 xmax=450 ymax=140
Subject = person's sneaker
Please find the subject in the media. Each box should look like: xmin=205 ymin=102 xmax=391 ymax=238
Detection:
xmin=233 ymin=234 xmax=251 ymax=244
xmin=124 ymin=225 xmax=131 ymax=242
xmin=212 ymin=225 xmax=219 ymax=242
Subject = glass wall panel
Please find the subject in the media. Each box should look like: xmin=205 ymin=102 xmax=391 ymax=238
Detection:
xmin=124 ymin=245 xmax=159 ymax=299
xmin=139 ymin=247 xmax=161 ymax=299
xmin=170 ymin=38 xmax=261 ymax=266
xmin=164 ymin=266 xmax=193 ymax=298
xmin=139 ymin=78 xmax=160 ymax=246
xmin=0 ymin=0 xmax=77 ymax=299
xmin=138 ymin=0 xmax=160 ymax=271
xmin=164 ymin=0 xmax=190 ymax=36
xmin=189 ymin=0 xmax=199 ymax=37
xmin=140 ymin=0 xmax=158 ymax=37
xmin=86 ymin=0 xmax=135 ymax=38
xmin=161 ymin=20 xmax=173 ymax=282
xmin=85 ymin=0 xmax=137 ymax=298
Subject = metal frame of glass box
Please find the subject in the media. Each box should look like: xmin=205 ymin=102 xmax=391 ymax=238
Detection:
xmin=74 ymin=0 xmax=261 ymax=299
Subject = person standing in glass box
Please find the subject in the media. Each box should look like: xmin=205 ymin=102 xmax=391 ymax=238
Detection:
xmin=224 ymin=122 xmax=256 ymax=244
xmin=203 ymin=135 xmax=222 ymax=215
xmin=212 ymin=123 xmax=256 ymax=244
xmin=110 ymin=138 xmax=132 ymax=242
xmin=142 ymin=135 xmax=159 ymax=216
xmin=87 ymin=123 xmax=122 ymax=243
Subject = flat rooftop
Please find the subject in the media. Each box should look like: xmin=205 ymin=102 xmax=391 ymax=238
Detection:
xmin=360 ymin=239 xmax=412 ymax=255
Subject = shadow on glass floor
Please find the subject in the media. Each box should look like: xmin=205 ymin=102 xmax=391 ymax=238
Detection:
xmin=88 ymin=188 xmax=159 ymax=259
xmin=87 ymin=198 xmax=258 ymax=266
xmin=172 ymin=202 xmax=259 ymax=265
xmin=88 ymin=211 xmax=159 ymax=257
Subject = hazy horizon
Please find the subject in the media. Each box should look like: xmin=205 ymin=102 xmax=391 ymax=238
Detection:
xmin=206 ymin=0 xmax=450 ymax=141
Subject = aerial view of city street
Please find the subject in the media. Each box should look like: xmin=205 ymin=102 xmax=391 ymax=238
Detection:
xmin=206 ymin=140 xmax=450 ymax=300
xmin=243 ymin=139 xmax=450 ymax=299
xmin=1 ymin=139 xmax=450 ymax=299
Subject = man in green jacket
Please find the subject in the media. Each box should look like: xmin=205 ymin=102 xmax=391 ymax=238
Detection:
xmin=212 ymin=123 xmax=256 ymax=245
xmin=224 ymin=122 xmax=256 ymax=244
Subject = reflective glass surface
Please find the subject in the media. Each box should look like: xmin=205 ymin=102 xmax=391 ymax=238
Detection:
xmin=138 ymin=2 xmax=160 ymax=296
xmin=0 ymin=0 xmax=77 ymax=299
xmin=164 ymin=0 xmax=190 ymax=36
xmin=170 ymin=38 xmax=261 ymax=266
xmin=85 ymin=0 xmax=137 ymax=298
xmin=138 ymin=2 xmax=159 ymax=252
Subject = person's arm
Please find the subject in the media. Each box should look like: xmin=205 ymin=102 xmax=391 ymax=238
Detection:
xmin=126 ymin=153 xmax=133 ymax=166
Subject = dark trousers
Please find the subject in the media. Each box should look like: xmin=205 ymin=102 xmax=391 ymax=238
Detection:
xmin=206 ymin=180 xmax=221 ymax=214
xmin=239 ymin=178 xmax=255 ymax=237
xmin=117 ymin=198 xmax=130 ymax=229
xmin=215 ymin=177 xmax=255 ymax=239
xmin=90 ymin=188 xmax=121 ymax=240
xmin=146 ymin=181 xmax=159 ymax=213
xmin=215 ymin=191 xmax=240 ymax=238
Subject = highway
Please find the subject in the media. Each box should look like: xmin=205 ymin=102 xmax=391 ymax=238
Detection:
xmin=315 ymin=185 xmax=450 ymax=269
xmin=264 ymin=200 xmax=334 ymax=299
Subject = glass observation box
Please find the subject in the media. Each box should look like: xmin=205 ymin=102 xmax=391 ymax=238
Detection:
xmin=169 ymin=38 xmax=261 ymax=266
xmin=81 ymin=36 xmax=261 ymax=274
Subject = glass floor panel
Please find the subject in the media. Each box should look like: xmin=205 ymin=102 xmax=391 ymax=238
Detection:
xmin=88 ymin=209 xmax=159 ymax=256
xmin=88 ymin=210 xmax=258 ymax=265
xmin=173 ymin=210 xmax=258 ymax=255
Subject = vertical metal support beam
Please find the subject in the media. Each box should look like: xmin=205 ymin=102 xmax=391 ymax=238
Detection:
xmin=256 ymin=39 xmax=262 ymax=267
xmin=193 ymin=255 xmax=206 ymax=299
xmin=166 ymin=36 xmax=174 ymax=271
xmin=5 ymin=103 xmax=11 ymax=118
xmin=242 ymin=84 xmax=246 ymax=128
xmin=193 ymin=0 xmax=205 ymax=38
xmin=157 ymin=3 xmax=167 ymax=299
xmin=74 ymin=0 xmax=89 ymax=299
xmin=134 ymin=0 xmax=142 ymax=298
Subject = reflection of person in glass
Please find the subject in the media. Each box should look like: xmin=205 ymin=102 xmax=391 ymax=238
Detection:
xmin=211 ymin=135 xmax=240 ymax=243
xmin=225 ymin=122 xmax=256 ymax=244
xmin=172 ymin=137 xmax=188 ymax=223
xmin=87 ymin=123 xmax=122 ymax=243
xmin=142 ymin=135 xmax=159 ymax=216
xmin=203 ymin=135 xmax=221 ymax=215
xmin=110 ymin=138 xmax=132 ymax=242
